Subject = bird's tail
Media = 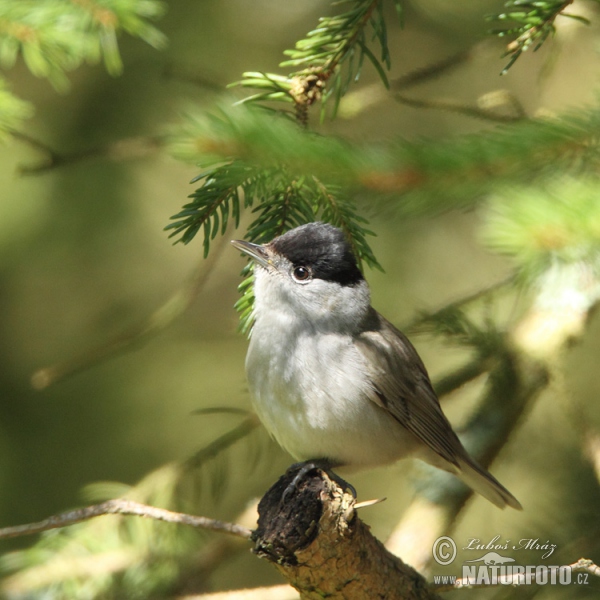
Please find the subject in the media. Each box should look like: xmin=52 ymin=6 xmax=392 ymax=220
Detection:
xmin=457 ymin=455 xmax=522 ymax=510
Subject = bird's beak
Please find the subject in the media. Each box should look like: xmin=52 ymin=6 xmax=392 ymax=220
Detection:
xmin=230 ymin=239 xmax=271 ymax=269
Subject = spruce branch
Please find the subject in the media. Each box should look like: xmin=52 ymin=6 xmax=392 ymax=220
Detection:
xmin=167 ymin=97 xmax=600 ymax=329
xmin=231 ymin=0 xmax=402 ymax=123
xmin=311 ymin=176 xmax=381 ymax=272
xmin=0 ymin=80 xmax=34 ymax=142
xmin=169 ymin=102 xmax=600 ymax=208
xmin=165 ymin=161 xmax=264 ymax=255
xmin=488 ymin=0 xmax=585 ymax=74
xmin=0 ymin=0 xmax=166 ymax=90
xmin=480 ymin=178 xmax=600 ymax=285
xmin=169 ymin=1 xmax=403 ymax=330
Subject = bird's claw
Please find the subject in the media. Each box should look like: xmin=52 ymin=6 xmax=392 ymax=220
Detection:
xmin=281 ymin=461 xmax=357 ymax=504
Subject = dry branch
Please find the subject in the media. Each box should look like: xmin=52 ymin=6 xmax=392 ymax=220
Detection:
xmin=435 ymin=558 xmax=600 ymax=591
xmin=0 ymin=499 xmax=251 ymax=540
xmin=251 ymin=467 xmax=441 ymax=600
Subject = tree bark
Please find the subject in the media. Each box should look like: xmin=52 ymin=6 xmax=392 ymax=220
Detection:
xmin=251 ymin=467 xmax=441 ymax=600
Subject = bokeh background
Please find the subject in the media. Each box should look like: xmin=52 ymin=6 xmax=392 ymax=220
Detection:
xmin=1 ymin=0 xmax=600 ymax=597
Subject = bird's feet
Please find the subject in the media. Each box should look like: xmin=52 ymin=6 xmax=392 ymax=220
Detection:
xmin=282 ymin=460 xmax=357 ymax=504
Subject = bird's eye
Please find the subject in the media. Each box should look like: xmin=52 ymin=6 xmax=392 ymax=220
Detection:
xmin=292 ymin=266 xmax=311 ymax=282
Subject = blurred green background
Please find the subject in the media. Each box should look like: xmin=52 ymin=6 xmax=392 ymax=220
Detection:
xmin=1 ymin=0 xmax=600 ymax=597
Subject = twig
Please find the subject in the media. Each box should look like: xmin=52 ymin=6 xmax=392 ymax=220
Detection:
xmin=11 ymin=130 xmax=163 ymax=175
xmin=178 ymin=584 xmax=299 ymax=600
xmin=162 ymin=63 xmax=224 ymax=91
xmin=435 ymin=558 xmax=600 ymax=591
xmin=0 ymin=499 xmax=252 ymax=541
xmin=393 ymin=50 xmax=471 ymax=90
xmin=8 ymin=129 xmax=61 ymax=159
xmin=184 ymin=415 xmax=260 ymax=470
xmin=406 ymin=274 xmax=516 ymax=332
xmin=339 ymin=50 xmax=471 ymax=119
xmin=433 ymin=355 xmax=493 ymax=399
xmin=394 ymin=93 xmax=527 ymax=123
xmin=31 ymin=227 xmax=231 ymax=390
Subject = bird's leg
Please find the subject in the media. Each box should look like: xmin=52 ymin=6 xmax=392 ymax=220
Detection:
xmin=282 ymin=459 xmax=357 ymax=503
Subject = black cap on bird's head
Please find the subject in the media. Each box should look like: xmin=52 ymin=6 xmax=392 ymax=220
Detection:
xmin=268 ymin=222 xmax=364 ymax=286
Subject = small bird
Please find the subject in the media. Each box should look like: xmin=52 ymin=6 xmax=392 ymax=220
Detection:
xmin=231 ymin=222 xmax=521 ymax=509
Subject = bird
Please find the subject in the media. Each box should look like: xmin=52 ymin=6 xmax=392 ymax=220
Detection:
xmin=231 ymin=222 xmax=522 ymax=509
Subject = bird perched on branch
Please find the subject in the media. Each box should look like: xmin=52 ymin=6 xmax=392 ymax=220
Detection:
xmin=231 ymin=222 xmax=521 ymax=510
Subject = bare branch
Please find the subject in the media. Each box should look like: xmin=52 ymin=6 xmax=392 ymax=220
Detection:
xmin=184 ymin=415 xmax=260 ymax=470
xmin=0 ymin=499 xmax=252 ymax=541
xmin=10 ymin=130 xmax=163 ymax=175
xmin=432 ymin=355 xmax=492 ymax=399
xmin=393 ymin=50 xmax=472 ymax=90
xmin=178 ymin=584 xmax=299 ymax=600
xmin=386 ymin=352 xmax=548 ymax=573
xmin=31 ymin=228 xmax=231 ymax=390
xmin=339 ymin=49 xmax=471 ymax=119
xmin=435 ymin=558 xmax=600 ymax=591
xmin=253 ymin=468 xmax=442 ymax=600
xmin=406 ymin=274 xmax=516 ymax=332
xmin=572 ymin=558 xmax=600 ymax=578
xmin=394 ymin=93 xmax=526 ymax=123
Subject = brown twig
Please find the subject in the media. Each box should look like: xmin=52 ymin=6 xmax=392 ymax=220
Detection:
xmin=178 ymin=584 xmax=299 ymax=600
xmin=394 ymin=93 xmax=527 ymax=123
xmin=31 ymin=227 xmax=231 ymax=390
xmin=0 ymin=499 xmax=252 ymax=541
xmin=11 ymin=131 xmax=163 ymax=175
xmin=435 ymin=558 xmax=600 ymax=591
xmin=393 ymin=50 xmax=471 ymax=90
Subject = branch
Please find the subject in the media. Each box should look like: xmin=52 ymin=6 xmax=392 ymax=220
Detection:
xmin=0 ymin=499 xmax=252 ymax=541
xmin=178 ymin=584 xmax=299 ymax=600
xmin=387 ymin=261 xmax=598 ymax=573
xmin=338 ymin=49 xmax=471 ymax=119
xmin=394 ymin=93 xmax=526 ymax=123
xmin=12 ymin=133 xmax=163 ymax=175
xmin=252 ymin=467 xmax=441 ymax=600
xmin=436 ymin=558 xmax=600 ymax=591
xmin=432 ymin=355 xmax=493 ymax=399
xmin=490 ymin=0 xmax=578 ymax=74
xmin=385 ymin=351 xmax=549 ymax=573
xmin=233 ymin=0 xmax=398 ymax=122
xmin=31 ymin=227 xmax=230 ymax=389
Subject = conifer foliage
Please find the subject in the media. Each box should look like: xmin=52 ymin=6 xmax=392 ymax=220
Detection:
xmin=0 ymin=0 xmax=166 ymax=133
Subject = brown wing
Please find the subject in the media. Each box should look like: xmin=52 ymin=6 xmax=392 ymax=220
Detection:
xmin=356 ymin=308 xmax=463 ymax=468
